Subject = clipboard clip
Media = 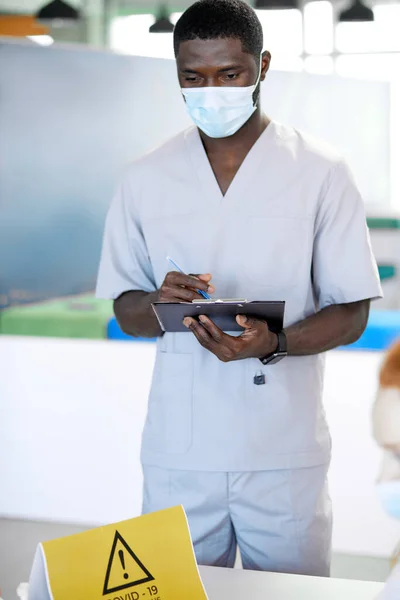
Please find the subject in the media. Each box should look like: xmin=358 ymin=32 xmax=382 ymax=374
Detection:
xmin=193 ymin=298 xmax=248 ymax=304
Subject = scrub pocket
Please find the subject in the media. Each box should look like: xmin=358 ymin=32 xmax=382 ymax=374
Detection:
xmin=143 ymin=352 xmax=193 ymax=455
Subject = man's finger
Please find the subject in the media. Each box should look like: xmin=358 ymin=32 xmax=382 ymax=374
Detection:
xmin=236 ymin=315 xmax=264 ymax=329
xmin=189 ymin=273 xmax=212 ymax=281
xmin=183 ymin=317 xmax=216 ymax=349
xmin=167 ymin=271 xmax=210 ymax=292
xmin=198 ymin=315 xmax=225 ymax=342
xmin=159 ymin=284 xmax=200 ymax=303
xmin=189 ymin=273 xmax=215 ymax=294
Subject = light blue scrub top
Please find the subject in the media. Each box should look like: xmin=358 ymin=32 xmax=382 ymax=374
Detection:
xmin=96 ymin=121 xmax=382 ymax=472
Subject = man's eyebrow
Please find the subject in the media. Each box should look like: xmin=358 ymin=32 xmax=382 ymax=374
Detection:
xmin=180 ymin=68 xmax=200 ymax=74
xmin=217 ymin=65 xmax=242 ymax=72
xmin=179 ymin=64 xmax=243 ymax=74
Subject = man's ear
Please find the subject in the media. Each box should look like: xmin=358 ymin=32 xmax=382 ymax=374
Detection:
xmin=260 ymin=51 xmax=271 ymax=82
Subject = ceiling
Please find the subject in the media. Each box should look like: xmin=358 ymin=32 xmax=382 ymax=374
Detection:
xmin=0 ymin=0 xmax=383 ymax=46
xmin=0 ymin=0 xmax=201 ymax=15
xmin=3 ymin=0 xmax=388 ymax=19
xmin=0 ymin=0 xmax=204 ymax=45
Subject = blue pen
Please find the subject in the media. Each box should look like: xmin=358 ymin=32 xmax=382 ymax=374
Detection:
xmin=166 ymin=256 xmax=212 ymax=300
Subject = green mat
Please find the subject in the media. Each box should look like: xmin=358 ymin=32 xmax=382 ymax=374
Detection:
xmin=367 ymin=217 xmax=400 ymax=230
xmin=378 ymin=265 xmax=396 ymax=281
xmin=0 ymin=294 xmax=114 ymax=340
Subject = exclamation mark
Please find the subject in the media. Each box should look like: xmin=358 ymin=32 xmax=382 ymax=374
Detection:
xmin=119 ymin=549 xmax=129 ymax=580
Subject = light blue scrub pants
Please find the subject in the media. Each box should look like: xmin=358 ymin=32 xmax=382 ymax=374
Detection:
xmin=142 ymin=462 xmax=332 ymax=576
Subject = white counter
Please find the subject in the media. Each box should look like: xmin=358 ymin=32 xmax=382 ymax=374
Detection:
xmin=22 ymin=564 xmax=385 ymax=600
xmin=200 ymin=565 xmax=384 ymax=600
xmin=0 ymin=335 xmax=399 ymax=558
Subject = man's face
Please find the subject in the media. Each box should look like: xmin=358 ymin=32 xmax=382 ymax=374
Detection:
xmin=176 ymin=37 xmax=269 ymax=90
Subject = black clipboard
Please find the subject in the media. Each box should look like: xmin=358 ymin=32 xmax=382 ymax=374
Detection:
xmin=152 ymin=299 xmax=285 ymax=333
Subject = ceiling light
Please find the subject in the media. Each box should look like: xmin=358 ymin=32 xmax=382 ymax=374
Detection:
xmin=339 ymin=0 xmax=374 ymax=22
xmin=255 ymin=0 xmax=299 ymax=9
xmin=149 ymin=4 xmax=174 ymax=33
xmin=36 ymin=0 xmax=80 ymax=22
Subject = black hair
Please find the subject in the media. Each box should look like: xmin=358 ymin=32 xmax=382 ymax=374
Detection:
xmin=173 ymin=0 xmax=263 ymax=62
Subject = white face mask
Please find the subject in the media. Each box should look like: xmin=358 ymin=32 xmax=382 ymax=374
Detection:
xmin=181 ymin=55 xmax=263 ymax=139
xmin=377 ymin=479 xmax=400 ymax=520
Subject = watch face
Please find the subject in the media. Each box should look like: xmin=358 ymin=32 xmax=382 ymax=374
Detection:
xmin=272 ymin=354 xmax=286 ymax=365
xmin=262 ymin=352 xmax=287 ymax=365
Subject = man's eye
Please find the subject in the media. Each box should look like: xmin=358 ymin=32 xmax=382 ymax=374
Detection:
xmin=185 ymin=77 xmax=198 ymax=82
xmin=226 ymin=73 xmax=238 ymax=80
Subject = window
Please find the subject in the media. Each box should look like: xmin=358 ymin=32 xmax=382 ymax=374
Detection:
xmin=110 ymin=13 xmax=182 ymax=59
xmin=335 ymin=53 xmax=400 ymax=80
xmin=336 ymin=4 xmax=400 ymax=54
xmin=256 ymin=9 xmax=303 ymax=57
xmin=110 ymin=5 xmax=400 ymax=66
xmin=304 ymin=1 xmax=333 ymax=55
xmin=110 ymin=10 xmax=304 ymax=60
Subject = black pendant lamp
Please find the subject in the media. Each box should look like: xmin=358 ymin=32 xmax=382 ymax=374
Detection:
xmin=339 ymin=0 xmax=374 ymax=22
xmin=255 ymin=0 xmax=299 ymax=9
xmin=149 ymin=4 xmax=174 ymax=33
xmin=36 ymin=0 xmax=80 ymax=21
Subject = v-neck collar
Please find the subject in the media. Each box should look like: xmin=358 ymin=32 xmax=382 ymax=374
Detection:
xmin=184 ymin=121 xmax=276 ymax=205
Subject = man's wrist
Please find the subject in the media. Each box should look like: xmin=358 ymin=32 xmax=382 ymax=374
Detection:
xmin=258 ymin=332 xmax=279 ymax=359
xmin=258 ymin=331 xmax=288 ymax=365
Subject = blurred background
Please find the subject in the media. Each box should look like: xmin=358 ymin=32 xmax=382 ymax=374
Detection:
xmin=1 ymin=0 xmax=400 ymax=598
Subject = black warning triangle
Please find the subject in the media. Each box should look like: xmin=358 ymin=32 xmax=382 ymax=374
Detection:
xmin=103 ymin=530 xmax=154 ymax=595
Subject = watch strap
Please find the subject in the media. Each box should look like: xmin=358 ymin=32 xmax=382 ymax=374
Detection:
xmin=259 ymin=330 xmax=287 ymax=365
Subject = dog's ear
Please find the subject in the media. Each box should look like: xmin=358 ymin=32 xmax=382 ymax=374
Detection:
xmin=373 ymin=341 xmax=400 ymax=451
xmin=380 ymin=341 xmax=400 ymax=389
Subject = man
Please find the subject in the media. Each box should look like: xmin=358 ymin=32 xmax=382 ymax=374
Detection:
xmin=96 ymin=0 xmax=382 ymax=577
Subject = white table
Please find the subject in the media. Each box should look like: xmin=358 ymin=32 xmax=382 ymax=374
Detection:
xmin=21 ymin=566 xmax=386 ymax=600
xmin=200 ymin=566 xmax=384 ymax=600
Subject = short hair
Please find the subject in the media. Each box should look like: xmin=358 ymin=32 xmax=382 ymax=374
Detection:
xmin=173 ymin=0 xmax=263 ymax=62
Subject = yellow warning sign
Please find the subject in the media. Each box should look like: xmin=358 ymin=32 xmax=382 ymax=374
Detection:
xmin=103 ymin=530 xmax=154 ymax=594
xmin=40 ymin=506 xmax=208 ymax=600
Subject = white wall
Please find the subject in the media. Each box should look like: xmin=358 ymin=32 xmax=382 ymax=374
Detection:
xmin=262 ymin=70 xmax=390 ymax=206
xmin=0 ymin=336 xmax=152 ymax=525
xmin=0 ymin=44 xmax=391 ymax=308
xmin=1 ymin=336 xmax=399 ymax=558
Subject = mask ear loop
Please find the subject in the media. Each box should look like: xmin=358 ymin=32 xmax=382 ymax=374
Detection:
xmin=256 ymin=52 xmax=264 ymax=86
xmin=252 ymin=51 xmax=264 ymax=107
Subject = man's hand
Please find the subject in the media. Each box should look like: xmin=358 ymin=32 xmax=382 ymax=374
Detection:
xmin=158 ymin=272 xmax=215 ymax=303
xmin=183 ymin=314 xmax=278 ymax=362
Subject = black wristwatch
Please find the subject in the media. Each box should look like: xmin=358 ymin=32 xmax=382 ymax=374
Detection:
xmin=259 ymin=331 xmax=287 ymax=365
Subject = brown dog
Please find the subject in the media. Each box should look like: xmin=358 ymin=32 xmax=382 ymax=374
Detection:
xmin=373 ymin=341 xmax=400 ymax=573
